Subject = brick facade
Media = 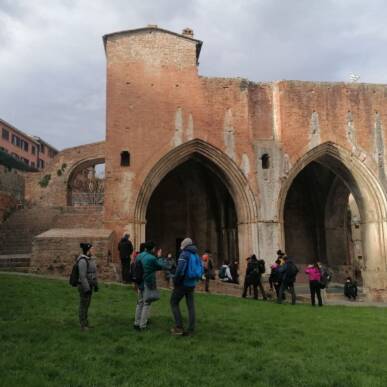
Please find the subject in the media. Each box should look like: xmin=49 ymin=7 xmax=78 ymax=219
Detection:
xmin=6 ymin=26 xmax=387 ymax=300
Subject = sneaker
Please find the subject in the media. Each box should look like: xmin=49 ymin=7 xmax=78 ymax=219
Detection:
xmin=170 ymin=327 xmax=184 ymax=336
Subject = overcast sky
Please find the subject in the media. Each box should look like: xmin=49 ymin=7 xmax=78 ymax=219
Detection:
xmin=1 ymin=0 xmax=387 ymax=150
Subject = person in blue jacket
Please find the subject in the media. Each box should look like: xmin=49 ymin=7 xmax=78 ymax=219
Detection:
xmin=170 ymin=237 xmax=200 ymax=336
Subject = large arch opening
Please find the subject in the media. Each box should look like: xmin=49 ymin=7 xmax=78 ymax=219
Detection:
xmin=279 ymin=143 xmax=387 ymax=298
xmin=146 ymin=157 xmax=238 ymax=266
xmin=283 ymin=161 xmax=363 ymax=283
xmin=133 ymin=139 xmax=259 ymax=277
xmin=67 ymin=158 xmax=105 ymax=206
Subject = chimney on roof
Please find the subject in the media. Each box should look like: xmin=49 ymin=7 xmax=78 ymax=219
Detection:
xmin=147 ymin=24 xmax=158 ymax=28
xmin=182 ymin=28 xmax=194 ymax=38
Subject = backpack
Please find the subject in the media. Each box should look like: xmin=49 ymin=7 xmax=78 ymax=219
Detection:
xmin=69 ymin=256 xmax=88 ymax=287
xmin=286 ymin=261 xmax=299 ymax=280
xmin=132 ymin=258 xmax=144 ymax=285
xmin=219 ymin=266 xmax=227 ymax=279
xmin=186 ymin=252 xmax=204 ymax=280
xmin=258 ymin=260 xmax=266 ymax=274
xmin=320 ymin=268 xmax=332 ymax=288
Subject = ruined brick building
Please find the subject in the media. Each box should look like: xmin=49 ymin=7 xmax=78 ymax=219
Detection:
xmin=2 ymin=26 xmax=387 ymax=300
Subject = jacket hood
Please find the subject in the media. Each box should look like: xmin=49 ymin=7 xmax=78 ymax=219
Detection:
xmin=184 ymin=244 xmax=198 ymax=254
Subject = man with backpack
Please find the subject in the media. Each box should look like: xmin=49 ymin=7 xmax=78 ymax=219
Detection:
xmin=277 ymin=256 xmax=298 ymax=304
xmin=242 ymin=254 xmax=267 ymax=300
xmin=170 ymin=237 xmax=203 ymax=336
xmin=72 ymin=242 xmax=98 ymax=331
xmin=133 ymin=241 xmax=169 ymax=331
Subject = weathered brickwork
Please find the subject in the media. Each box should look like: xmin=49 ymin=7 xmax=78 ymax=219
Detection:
xmin=30 ymin=228 xmax=115 ymax=280
xmin=6 ymin=26 xmax=387 ymax=300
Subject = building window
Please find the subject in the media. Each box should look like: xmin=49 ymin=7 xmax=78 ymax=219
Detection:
xmin=261 ymin=154 xmax=270 ymax=169
xmin=32 ymin=146 xmax=36 ymax=155
xmin=12 ymin=134 xmax=17 ymax=146
xmin=22 ymin=158 xmax=29 ymax=165
xmin=31 ymin=161 xmax=35 ymax=168
xmin=22 ymin=140 xmax=29 ymax=152
xmin=48 ymin=149 xmax=57 ymax=158
xmin=38 ymin=159 xmax=45 ymax=169
xmin=40 ymin=144 xmax=45 ymax=154
xmin=2 ymin=128 xmax=9 ymax=141
xmin=120 ymin=151 xmax=130 ymax=166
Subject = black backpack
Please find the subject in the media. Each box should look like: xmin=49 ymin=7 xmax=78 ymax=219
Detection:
xmin=132 ymin=258 xmax=144 ymax=285
xmin=69 ymin=256 xmax=88 ymax=287
xmin=286 ymin=261 xmax=299 ymax=280
xmin=258 ymin=260 xmax=266 ymax=274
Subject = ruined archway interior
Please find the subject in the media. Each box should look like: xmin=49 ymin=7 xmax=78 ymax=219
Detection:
xmin=67 ymin=161 xmax=105 ymax=206
xmin=146 ymin=156 xmax=238 ymax=267
xmin=284 ymin=161 xmax=363 ymax=283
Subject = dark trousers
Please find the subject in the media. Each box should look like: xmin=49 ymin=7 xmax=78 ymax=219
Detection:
xmin=205 ymin=276 xmax=210 ymax=292
xmin=242 ymin=280 xmax=267 ymax=299
xmin=170 ymin=286 xmax=195 ymax=332
xmin=78 ymin=288 xmax=92 ymax=327
xmin=310 ymin=281 xmax=323 ymax=306
xmin=277 ymin=282 xmax=296 ymax=304
xmin=121 ymin=259 xmax=131 ymax=283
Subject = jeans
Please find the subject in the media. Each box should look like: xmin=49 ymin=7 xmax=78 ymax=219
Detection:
xmin=78 ymin=287 xmax=92 ymax=327
xmin=277 ymin=281 xmax=296 ymax=304
xmin=170 ymin=286 xmax=195 ymax=332
xmin=134 ymin=287 xmax=152 ymax=328
xmin=309 ymin=280 xmax=323 ymax=306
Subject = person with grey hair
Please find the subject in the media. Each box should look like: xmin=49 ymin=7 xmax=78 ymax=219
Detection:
xmin=170 ymin=237 xmax=202 ymax=336
xmin=118 ymin=233 xmax=133 ymax=283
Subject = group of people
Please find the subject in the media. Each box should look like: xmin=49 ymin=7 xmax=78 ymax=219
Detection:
xmin=72 ymin=237 xmax=360 ymax=332
xmin=74 ymin=236 xmax=202 ymax=335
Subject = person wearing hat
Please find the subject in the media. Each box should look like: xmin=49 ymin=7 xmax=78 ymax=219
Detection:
xmin=170 ymin=237 xmax=201 ymax=336
xmin=77 ymin=242 xmax=98 ymax=331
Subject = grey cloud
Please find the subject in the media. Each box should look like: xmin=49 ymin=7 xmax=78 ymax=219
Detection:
xmin=1 ymin=0 xmax=387 ymax=150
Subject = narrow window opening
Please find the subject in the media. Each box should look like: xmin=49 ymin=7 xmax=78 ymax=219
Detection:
xmin=261 ymin=154 xmax=270 ymax=169
xmin=121 ymin=151 xmax=130 ymax=167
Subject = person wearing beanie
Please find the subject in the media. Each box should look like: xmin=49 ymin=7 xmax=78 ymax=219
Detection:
xmin=170 ymin=237 xmax=201 ymax=336
xmin=77 ymin=242 xmax=98 ymax=331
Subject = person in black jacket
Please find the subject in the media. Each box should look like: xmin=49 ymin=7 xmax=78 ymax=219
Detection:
xmin=118 ymin=233 xmax=134 ymax=283
xmin=277 ymin=256 xmax=298 ymax=304
xmin=242 ymin=255 xmax=267 ymax=300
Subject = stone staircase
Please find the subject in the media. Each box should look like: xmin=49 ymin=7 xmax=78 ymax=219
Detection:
xmin=0 ymin=207 xmax=62 ymax=255
xmin=0 ymin=254 xmax=31 ymax=272
xmin=0 ymin=206 xmax=104 ymax=271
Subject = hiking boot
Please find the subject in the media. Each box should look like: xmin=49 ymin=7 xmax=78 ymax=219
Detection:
xmin=170 ymin=327 xmax=184 ymax=336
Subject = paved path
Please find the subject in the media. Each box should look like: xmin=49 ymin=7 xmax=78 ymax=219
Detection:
xmin=1 ymin=270 xmax=386 ymax=307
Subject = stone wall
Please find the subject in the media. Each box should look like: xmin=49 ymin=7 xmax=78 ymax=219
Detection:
xmin=25 ymin=141 xmax=105 ymax=208
xmin=30 ymin=228 xmax=117 ymax=281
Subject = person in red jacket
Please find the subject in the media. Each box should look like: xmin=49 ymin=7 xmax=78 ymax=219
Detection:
xmin=305 ymin=263 xmax=323 ymax=306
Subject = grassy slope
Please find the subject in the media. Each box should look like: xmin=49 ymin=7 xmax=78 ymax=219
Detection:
xmin=0 ymin=274 xmax=387 ymax=387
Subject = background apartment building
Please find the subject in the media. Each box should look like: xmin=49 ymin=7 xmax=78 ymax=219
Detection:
xmin=0 ymin=118 xmax=58 ymax=170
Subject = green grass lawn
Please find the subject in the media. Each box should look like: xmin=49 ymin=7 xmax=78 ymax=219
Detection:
xmin=1 ymin=274 xmax=387 ymax=387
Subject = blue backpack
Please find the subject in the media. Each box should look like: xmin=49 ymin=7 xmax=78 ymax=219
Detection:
xmin=186 ymin=252 xmax=204 ymax=279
